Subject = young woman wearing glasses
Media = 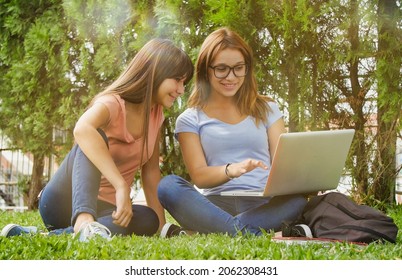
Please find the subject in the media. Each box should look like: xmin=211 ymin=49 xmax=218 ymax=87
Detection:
xmin=157 ymin=27 xmax=307 ymax=237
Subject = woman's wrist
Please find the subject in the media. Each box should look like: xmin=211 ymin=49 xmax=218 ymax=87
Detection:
xmin=225 ymin=163 xmax=235 ymax=180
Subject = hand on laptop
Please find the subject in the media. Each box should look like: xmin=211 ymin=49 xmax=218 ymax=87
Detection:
xmin=227 ymin=159 xmax=268 ymax=179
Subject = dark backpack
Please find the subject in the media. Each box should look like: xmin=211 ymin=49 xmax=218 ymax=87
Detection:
xmin=298 ymin=192 xmax=399 ymax=243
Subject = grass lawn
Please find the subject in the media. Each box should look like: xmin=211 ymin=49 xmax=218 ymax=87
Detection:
xmin=0 ymin=206 xmax=401 ymax=260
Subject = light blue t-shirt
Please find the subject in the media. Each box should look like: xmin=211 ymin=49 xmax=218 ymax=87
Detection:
xmin=175 ymin=101 xmax=283 ymax=196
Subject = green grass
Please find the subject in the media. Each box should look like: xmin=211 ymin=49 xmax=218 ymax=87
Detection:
xmin=0 ymin=206 xmax=401 ymax=260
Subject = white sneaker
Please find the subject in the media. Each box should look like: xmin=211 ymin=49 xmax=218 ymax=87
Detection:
xmin=75 ymin=222 xmax=112 ymax=242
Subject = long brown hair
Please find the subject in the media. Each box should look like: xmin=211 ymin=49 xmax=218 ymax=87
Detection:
xmin=92 ymin=38 xmax=194 ymax=161
xmin=188 ymin=27 xmax=272 ymax=124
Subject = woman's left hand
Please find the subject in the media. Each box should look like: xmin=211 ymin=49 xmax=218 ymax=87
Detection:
xmin=227 ymin=158 xmax=268 ymax=179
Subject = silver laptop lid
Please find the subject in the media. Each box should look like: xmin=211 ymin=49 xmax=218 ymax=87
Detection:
xmin=263 ymin=129 xmax=355 ymax=196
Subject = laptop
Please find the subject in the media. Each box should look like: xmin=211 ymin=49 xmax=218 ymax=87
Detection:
xmin=220 ymin=129 xmax=355 ymax=197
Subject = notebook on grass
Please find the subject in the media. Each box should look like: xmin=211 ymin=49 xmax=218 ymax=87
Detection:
xmin=220 ymin=129 xmax=355 ymax=197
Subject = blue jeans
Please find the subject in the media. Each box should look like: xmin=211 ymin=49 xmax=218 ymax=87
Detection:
xmin=39 ymin=129 xmax=159 ymax=236
xmin=158 ymin=175 xmax=307 ymax=236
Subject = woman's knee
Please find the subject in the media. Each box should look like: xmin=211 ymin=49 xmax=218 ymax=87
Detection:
xmin=131 ymin=205 xmax=159 ymax=236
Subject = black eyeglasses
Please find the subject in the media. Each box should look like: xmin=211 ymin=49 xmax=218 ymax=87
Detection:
xmin=209 ymin=63 xmax=248 ymax=79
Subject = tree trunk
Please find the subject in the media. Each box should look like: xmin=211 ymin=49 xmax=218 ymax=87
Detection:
xmin=374 ymin=0 xmax=401 ymax=204
xmin=27 ymin=154 xmax=45 ymax=210
xmin=347 ymin=0 xmax=369 ymax=201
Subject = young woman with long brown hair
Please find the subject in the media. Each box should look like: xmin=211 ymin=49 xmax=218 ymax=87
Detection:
xmin=1 ymin=38 xmax=193 ymax=241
